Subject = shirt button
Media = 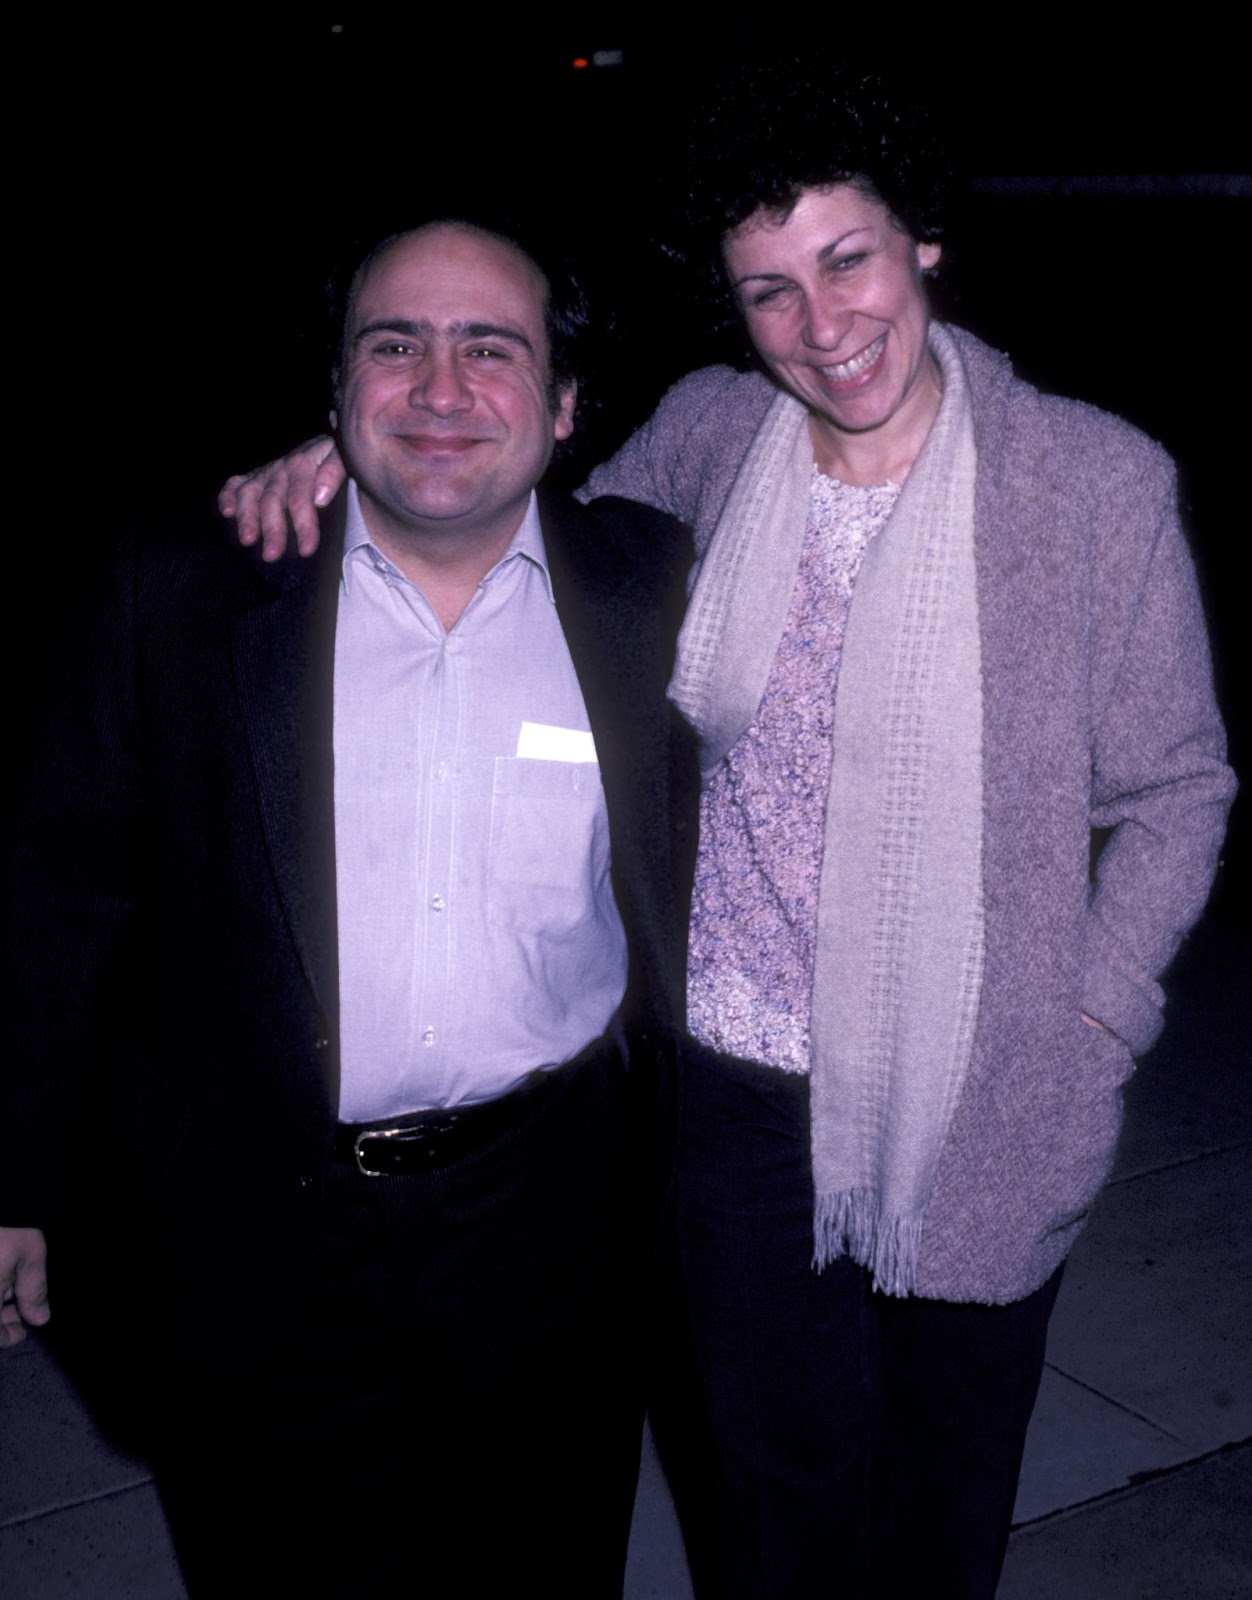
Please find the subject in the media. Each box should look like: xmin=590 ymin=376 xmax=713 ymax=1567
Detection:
xmin=431 ymin=895 xmax=445 ymax=912
xmin=422 ymin=1027 xmax=437 ymax=1047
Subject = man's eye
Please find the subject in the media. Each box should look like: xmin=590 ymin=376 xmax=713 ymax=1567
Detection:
xmin=369 ymin=342 xmax=415 ymax=359
xmin=466 ymin=344 xmax=509 ymax=360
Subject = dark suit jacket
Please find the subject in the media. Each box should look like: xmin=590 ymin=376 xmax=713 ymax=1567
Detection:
xmin=2 ymin=488 xmax=698 ymax=1373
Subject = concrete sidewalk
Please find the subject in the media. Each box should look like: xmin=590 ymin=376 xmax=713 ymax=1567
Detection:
xmin=3 ymin=915 xmax=1249 ymax=1598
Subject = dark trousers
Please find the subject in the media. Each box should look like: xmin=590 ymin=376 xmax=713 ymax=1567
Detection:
xmin=666 ymin=1044 xmax=1061 ymax=1600
xmin=152 ymin=1046 xmax=646 ymax=1598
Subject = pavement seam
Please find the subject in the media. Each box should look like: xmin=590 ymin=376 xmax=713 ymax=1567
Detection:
xmin=1042 ymin=1360 xmax=1186 ymax=1442
xmin=0 ymin=1475 xmax=155 ymax=1532
xmin=1009 ymin=1435 xmax=1252 ymax=1534
xmin=1105 ymin=1135 xmax=1252 ymax=1188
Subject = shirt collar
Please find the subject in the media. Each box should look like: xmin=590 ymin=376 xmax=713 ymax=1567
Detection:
xmin=341 ymin=482 xmax=554 ymax=603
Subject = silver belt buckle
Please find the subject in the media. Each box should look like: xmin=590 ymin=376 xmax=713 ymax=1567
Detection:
xmin=352 ymin=1116 xmax=453 ymax=1177
xmin=352 ymin=1124 xmax=408 ymax=1178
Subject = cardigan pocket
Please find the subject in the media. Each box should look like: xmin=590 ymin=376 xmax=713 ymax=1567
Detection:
xmin=1032 ymin=1015 xmax=1136 ymax=1244
xmin=1080 ymin=1013 xmax=1137 ymax=1089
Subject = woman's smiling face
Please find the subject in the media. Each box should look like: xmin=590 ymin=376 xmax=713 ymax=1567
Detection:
xmin=723 ymin=183 xmax=943 ymax=477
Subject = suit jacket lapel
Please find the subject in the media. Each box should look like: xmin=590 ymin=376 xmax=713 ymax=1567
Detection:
xmin=539 ymin=489 xmax=692 ymax=1029
xmin=232 ymin=507 xmax=344 ymax=1052
xmin=539 ymin=491 xmax=632 ymax=778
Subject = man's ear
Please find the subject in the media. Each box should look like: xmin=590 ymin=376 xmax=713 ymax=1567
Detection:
xmin=553 ymin=382 xmax=577 ymax=442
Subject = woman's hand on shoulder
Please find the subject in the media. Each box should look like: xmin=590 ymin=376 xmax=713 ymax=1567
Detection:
xmin=218 ymin=436 xmax=347 ymax=561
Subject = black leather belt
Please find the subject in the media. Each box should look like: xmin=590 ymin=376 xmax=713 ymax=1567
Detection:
xmin=332 ymin=1070 xmax=551 ymax=1178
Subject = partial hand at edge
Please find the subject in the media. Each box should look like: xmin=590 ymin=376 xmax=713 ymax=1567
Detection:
xmin=218 ymin=435 xmax=347 ymax=562
xmin=0 ymin=1226 xmax=49 ymax=1349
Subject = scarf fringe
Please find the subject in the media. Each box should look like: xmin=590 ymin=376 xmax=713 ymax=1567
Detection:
xmin=813 ymin=1188 xmax=924 ymax=1298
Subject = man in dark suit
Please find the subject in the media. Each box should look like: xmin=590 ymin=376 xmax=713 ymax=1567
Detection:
xmin=0 ymin=218 xmax=696 ymax=1596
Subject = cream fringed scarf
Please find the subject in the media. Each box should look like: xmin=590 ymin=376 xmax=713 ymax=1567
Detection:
xmin=670 ymin=326 xmax=985 ymax=1296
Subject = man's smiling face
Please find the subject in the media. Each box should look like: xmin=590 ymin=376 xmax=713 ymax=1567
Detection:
xmin=336 ymin=224 xmax=575 ymax=554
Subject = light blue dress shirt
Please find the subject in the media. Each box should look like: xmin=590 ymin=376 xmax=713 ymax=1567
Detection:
xmin=333 ymin=484 xmax=627 ymax=1119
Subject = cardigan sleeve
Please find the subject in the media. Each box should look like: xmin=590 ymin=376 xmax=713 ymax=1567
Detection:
xmin=1081 ymin=452 xmax=1236 ymax=1054
xmin=578 ymin=366 xmax=771 ymax=539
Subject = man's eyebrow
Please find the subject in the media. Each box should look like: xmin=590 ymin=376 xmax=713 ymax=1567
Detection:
xmin=352 ymin=318 xmax=433 ymax=345
xmin=458 ymin=321 xmax=536 ymax=357
xmin=352 ymin=318 xmax=536 ymax=357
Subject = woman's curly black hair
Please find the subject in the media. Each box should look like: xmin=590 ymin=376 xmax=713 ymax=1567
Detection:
xmin=680 ymin=58 xmax=954 ymax=338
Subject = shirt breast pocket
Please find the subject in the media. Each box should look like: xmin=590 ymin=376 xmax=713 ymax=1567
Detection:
xmin=489 ymin=756 xmax=610 ymax=922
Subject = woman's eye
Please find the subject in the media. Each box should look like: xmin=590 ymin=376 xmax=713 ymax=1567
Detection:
xmin=829 ymin=253 xmax=866 ymax=273
xmin=748 ymin=285 xmax=790 ymax=309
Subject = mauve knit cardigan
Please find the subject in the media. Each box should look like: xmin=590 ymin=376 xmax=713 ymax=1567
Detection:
xmin=582 ymin=325 xmax=1235 ymax=1303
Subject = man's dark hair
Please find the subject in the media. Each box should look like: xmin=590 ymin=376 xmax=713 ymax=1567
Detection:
xmin=329 ymin=209 xmax=595 ymax=421
xmin=680 ymin=58 xmax=953 ymax=337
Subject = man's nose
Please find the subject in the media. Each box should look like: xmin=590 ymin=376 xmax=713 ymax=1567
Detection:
xmin=409 ymin=352 xmax=473 ymax=415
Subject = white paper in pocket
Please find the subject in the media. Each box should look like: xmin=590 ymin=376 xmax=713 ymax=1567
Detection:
xmin=515 ymin=722 xmax=598 ymax=763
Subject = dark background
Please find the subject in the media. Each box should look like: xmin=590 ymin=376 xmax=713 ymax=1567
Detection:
xmin=18 ymin=12 xmax=1250 ymax=910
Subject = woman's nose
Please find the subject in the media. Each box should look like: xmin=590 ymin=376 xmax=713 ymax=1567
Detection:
xmin=801 ymin=290 xmax=852 ymax=352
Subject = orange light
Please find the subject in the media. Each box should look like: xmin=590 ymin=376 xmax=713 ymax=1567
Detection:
xmin=572 ymin=57 xmax=589 ymax=69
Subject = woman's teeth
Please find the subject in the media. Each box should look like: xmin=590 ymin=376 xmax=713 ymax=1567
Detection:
xmin=822 ymin=335 xmax=885 ymax=382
